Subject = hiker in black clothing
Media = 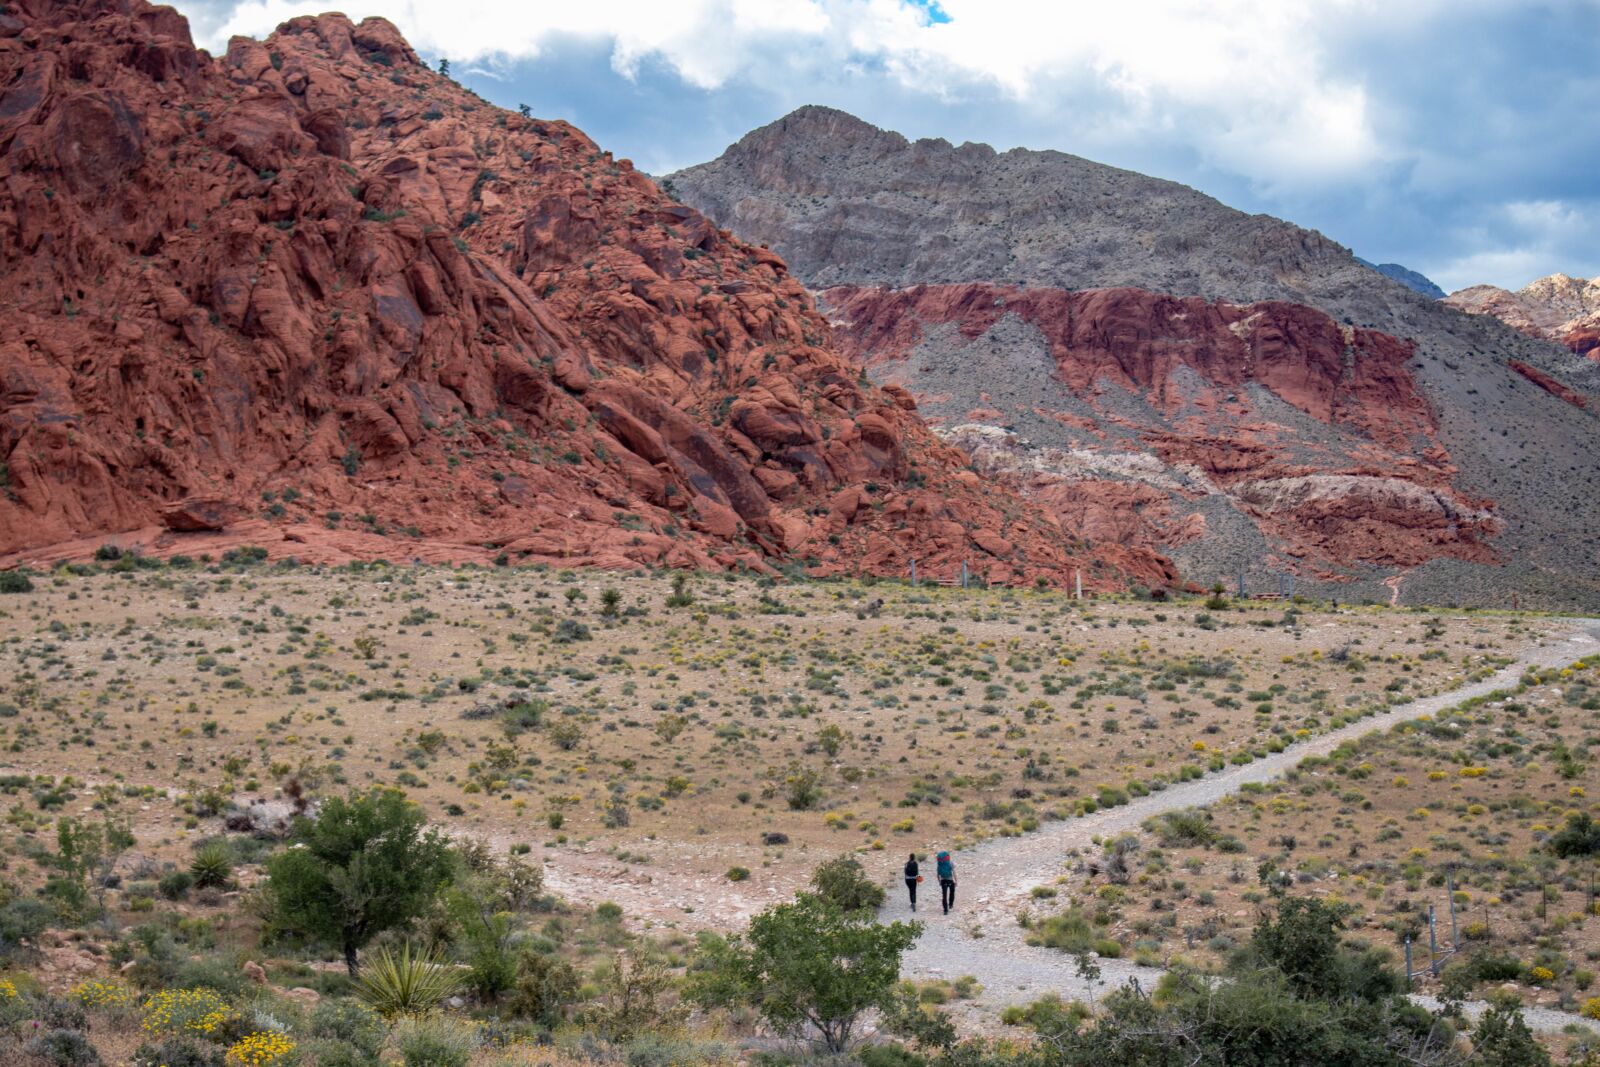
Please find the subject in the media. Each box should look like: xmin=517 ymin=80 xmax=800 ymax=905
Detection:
xmin=936 ymin=851 xmax=956 ymax=914
xmin=903 ymin=853 xmax=920 ymax=911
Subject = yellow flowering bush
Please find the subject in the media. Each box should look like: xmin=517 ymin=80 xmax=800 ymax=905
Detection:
xmin=72 ymin=979 xmax=133 ymax=1010
xmin=0 ymin=978 xmax=16 ymax=1000
xmin=1582 ymin=997 xmax=1600 ymax=1021
xmin=1529 ymin=966 xmax=1555 ymax=985
xmin=227 ymin=1031 xmax=297 ymax=1066
xmin=142 ymin=987 xmax=233 ymax=1036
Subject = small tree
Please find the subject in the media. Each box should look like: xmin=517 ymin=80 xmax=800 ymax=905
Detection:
xmin=1471 ymin=996 xmax=1551 ymax=1067
xmin=265 ymin=788 xmax=453 ymax=975
xmin=600 ymin=587 xmax=622 ymax=619
xmin=689 ymin=892 xmax=920 ymax=1053
xmin=809 ymin=855 xmax=885 ymax=913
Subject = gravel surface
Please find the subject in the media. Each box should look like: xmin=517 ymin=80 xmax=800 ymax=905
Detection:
xmin=889 ymin=621 xmax=1600 ymax=1035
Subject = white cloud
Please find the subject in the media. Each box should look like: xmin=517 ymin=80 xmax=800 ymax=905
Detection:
xmin=1425 ymin=199 xmax=1600 ymax=292
xmin=202 ymin=0 xmax=1402 ymax=185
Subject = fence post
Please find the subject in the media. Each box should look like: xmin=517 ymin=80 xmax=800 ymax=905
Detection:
xmin=910 ymin=558 xmax=917 ymax=587
xmin=1075 ymin=569 xmax=1082 ymax=600
xmin=1447 ymin=867 xmax=1458 ymax=948
xmin=961 ymin=560 xmax=969 ymax=590
xmin=1238 ymin=570 xmax=1246 ymax=598
xmin=1404 ymin=937 xmax=1413 ymax=990
xmin=1428 ymin=905 xmax=1438 ymax=975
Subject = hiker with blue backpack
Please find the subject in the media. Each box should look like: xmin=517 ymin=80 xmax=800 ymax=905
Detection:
xmin=936 ymin=851 xmax=956 ymax=914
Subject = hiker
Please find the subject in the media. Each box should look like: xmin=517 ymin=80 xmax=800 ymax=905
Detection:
xmin=936 ymin=851 xmax=956 ymax=914
xmin=904 ymin=853 xmax=921 ymax=911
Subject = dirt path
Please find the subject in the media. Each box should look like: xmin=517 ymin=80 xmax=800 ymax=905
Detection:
xmin=887 ymin=621 xmax=1600 ymax=1033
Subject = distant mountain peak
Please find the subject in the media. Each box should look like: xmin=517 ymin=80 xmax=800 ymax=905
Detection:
xmin=1353 ymin=258 xmax=1445 ymax=299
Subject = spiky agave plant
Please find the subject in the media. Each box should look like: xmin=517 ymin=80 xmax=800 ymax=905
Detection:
xmin=354 ymin=944 xmax=464 ymax=1017
xmin=190 ymin=841 xmax=234 ymax=889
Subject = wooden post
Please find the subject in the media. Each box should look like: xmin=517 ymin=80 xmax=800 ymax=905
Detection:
xmin=961 ymin=560 xmax=969 ymax=589
xmin=1428 ymin=905 xmax=1438 ymax=974
xmin=1404 ymin=937 xmax=1412 ymax=989
xmin=1238 ymin=570 xmax=1246 ymax=598
xmin=1075 ymin=569 xmax=1082 ymax=600
xmin=910 ymin=558 xmax=917 ymax=587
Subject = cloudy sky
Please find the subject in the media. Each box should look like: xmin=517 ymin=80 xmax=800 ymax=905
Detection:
xmin=175 ymin=0 xmax=1600 ymax=293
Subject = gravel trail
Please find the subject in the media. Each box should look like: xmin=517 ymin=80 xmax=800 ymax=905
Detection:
xmin=890 ymin=621 xmax=1600 ymax=1035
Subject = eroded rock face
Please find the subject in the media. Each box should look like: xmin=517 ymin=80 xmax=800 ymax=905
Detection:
xmin=825 ymin=284 xmax=1501 ymax=577
xmin=0 ymin=0 xmax=1099 ymax=586
xmin=671 ymin=107 xmax=1600 ymax=608
xmin=1445 ymin=275 xmax=1600 ymax=359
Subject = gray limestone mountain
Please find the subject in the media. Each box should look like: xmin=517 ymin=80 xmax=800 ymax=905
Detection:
xmin=667 ymin=106 xmax=1600 ymax=609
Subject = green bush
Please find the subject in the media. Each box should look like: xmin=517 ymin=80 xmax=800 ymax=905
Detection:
xmin=130 ymin=1037 xmax=223 ymax=1067
xmin=809 ymin=856 xmax=885 ymax=913
xmin=301 ymin=1037 xmax=382 ymax=1067
xmin=393 ymin=1015 xmax=476 ymax=1067
xmin=158 ymin=870 xmax=193 ymax=900
xmin=505 ymin=949 xmax=578 ymax=1026
xmin=25 ymin=1029 xmax=102 ymax=1067
xmin=309 ymin=999 xmax=386 ymax=1057
xmin=1025 ymin=910 xmax=1093 ymax=952
xmin=0 ymin=570 xmax=33 ymax=594
xmin=0 ymin=898 xmax=51 ymax=954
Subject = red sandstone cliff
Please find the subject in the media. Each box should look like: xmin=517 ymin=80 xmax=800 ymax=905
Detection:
xmin=0 ymin=0 xmax=1107 ymax=585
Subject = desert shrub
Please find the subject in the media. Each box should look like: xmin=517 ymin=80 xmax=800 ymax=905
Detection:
xmin=505 ymin=948 xmax=578 ymax=1026
xmin=0 ymin=570 xmax=33 ymax=594
xmin=141 ymin=987 xmax=232 ymax=1038
xmin=1550 ymin=812 xmax=1600 ymax=857
xmin=1153 ymin=809 xmax=1218 ymax=848
xmin=809 ymin=855 xmax=885 ymax=913
xmin=588 ymin=954 xmax=687 ymax=1043
xmin=0 ymin=898 xmax=52 ymax=954
xmin=1025 ymin=910 xmax=1093 ymax=952
xmin=129 ymin=1036 xmax=222 ymax=1067
xmin=300 ymin=1038 xmax=380 ymax=1067
xmin=308 ymin=999 xmax=385 ymax=1057
xmin=25 ymin=1028 xmax=102 ymax=1067
xmin=393 ymin=1015 xmax=477 ymax=1067
xmin=223 ymin=1031 xmax=296 ymax=1067
xmin=158 ymin=870 xmax=194 ymax=900
xmin=618 ymin=1034 xmax=734 ymax=1067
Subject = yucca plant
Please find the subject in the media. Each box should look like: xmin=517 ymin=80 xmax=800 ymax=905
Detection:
xmin=355 ymin=944 xmax=463 ymax=1018
xmin=190 ymin=841 xmax=234 ymax=890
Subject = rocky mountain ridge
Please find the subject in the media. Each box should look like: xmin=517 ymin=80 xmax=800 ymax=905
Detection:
xmin=0 ymin=2 xmax=1098 ymax=586
xmin=1445 ymin=273 xmax=1600 ymax=357
xmin=668 ymin=107 xmax=1600 ymax=608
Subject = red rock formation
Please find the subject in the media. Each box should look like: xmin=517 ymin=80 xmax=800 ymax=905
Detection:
xmin=1509 ymin=361 xmax=1589 ymax=410
xmin=825 ymin=283 xmax=1500 ymax=573
xmin=0 ymin=0 xmax=1104 ymax=586
xmin=1446 ymin=275 xmax=1600 ymax=360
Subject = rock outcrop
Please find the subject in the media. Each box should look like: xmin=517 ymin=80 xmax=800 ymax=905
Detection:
xmin=825 ymin=283 xmax=1499 ymax=578
xmin=670 ymin=108 xmax=1600 ymax=608
xmin=0 ymin=1 xmax=1099 ymax=586
xmin=1445 ymin=274 xmax=1600 ymax=358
